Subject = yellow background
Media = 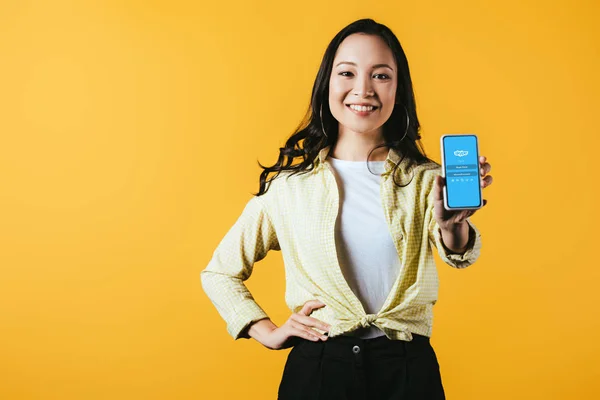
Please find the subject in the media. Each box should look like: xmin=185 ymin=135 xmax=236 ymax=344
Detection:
xmin=1 ymin=0 xmax=598 ymax=399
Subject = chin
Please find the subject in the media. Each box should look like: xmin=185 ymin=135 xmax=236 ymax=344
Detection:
xmin=341 ymin=125 xmax=381 ymax=135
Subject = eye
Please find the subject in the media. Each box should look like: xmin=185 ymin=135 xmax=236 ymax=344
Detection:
xmin=338 ymin=71 xmax=390 ymax=80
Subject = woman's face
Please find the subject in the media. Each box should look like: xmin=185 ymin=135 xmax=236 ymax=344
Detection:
xmin=328 ymin=33 xmax=398 ymax=140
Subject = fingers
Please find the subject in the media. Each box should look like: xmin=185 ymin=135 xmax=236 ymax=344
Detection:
xmin=480 ymin=175 xmax=493 ymax=188
xmin=477 ymin=154 xmax=492 ymax=188
xmin=287 ymin=315 xmax=329 ymax=341
xmin=291 ymin=313 xmax=331 ymax=332
xmin=479 ymin=156 xmax=491 ymax=176
xmin=290 ymin=300 xmax=330 ymax=342
xmin=288 ymin=322 xmax=327 ymax=341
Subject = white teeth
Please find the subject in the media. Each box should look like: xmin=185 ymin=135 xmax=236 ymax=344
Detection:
xmin=349 ymin=104 xmax=375 ymax=112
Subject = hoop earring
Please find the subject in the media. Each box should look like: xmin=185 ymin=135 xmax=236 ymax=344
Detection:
xmin=399 ymin=103 xmax=410 ymax=142
xmin=319 ymin=103 xmax=328 ymax=138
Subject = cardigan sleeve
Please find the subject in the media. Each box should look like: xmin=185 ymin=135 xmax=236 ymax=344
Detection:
xmin=428 ymin=214 xmax=482 ymax=268
xmin=200 ymin=195 xmax=280 ymax=339
xmin=425 ymin=176 xmax=482 ymax=269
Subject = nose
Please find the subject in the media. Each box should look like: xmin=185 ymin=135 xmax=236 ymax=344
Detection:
xmin=354 ymin=74 xmax=374 ymax=97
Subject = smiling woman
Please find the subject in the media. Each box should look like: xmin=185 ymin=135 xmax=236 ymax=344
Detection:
xmin=201 ymin=17 xmax=490 ymax=400
xmin=250 ymin=18 xmax=432 ymax=192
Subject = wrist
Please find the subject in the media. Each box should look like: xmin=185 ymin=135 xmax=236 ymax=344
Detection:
xmin=247 ymin=318 xmax=277 ymax=342
xmin=439 ymin=220 xmax=467 ymax=233
xmin=439 ymin=220 xmax=470 ymax=254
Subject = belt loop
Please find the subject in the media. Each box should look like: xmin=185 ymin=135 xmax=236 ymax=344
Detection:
xmin=402 ymin=336 xmax=410 ymax=357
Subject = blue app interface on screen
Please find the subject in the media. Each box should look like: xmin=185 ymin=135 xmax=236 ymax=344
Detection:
xmin=443 ymin=135 xmax=481 ymax=208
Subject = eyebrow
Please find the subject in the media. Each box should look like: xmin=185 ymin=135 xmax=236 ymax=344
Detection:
xmin=334 ymin=61 xmax=394 ymax=71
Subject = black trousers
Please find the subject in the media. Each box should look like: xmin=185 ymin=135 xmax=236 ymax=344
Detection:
xmin=277 ymin=333 xmax=445 ymax=400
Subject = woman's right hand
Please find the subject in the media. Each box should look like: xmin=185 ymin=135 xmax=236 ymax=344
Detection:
xmin=251 ymin=300 xmax=331 ymax=350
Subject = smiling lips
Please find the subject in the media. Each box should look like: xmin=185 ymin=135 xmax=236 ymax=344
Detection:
xmin=346 ymin=103 xmax=378 ymax=116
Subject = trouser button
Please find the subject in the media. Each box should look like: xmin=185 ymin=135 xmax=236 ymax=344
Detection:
xmin=352 ymin=345 xmax=361 ymax=354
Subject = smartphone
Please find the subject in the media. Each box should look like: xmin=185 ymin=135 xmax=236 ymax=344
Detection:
xmin=440 ymin=134 xmax=483 ymax=210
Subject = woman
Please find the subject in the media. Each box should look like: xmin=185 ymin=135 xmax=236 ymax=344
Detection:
xmin=201 ymin=18 xmax=493 ymax=399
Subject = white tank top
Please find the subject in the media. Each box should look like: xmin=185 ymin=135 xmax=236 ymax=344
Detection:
xmin=326 ymin=156 xmax=403 ymax=339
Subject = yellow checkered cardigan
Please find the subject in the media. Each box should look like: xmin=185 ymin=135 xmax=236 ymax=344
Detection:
xmin=201 ymin=145 xmax=482 ymax=341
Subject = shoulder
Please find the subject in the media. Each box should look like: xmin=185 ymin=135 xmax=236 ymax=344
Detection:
xmin=253 ymin=168 xmax=306 ymax=205
xmin=405 ymin=160 xmax=441 ymax=206
xmin=263 ymin=168 xmax=316 ymax=190
xmin=412 ymin=160 xmax=441 ymax=185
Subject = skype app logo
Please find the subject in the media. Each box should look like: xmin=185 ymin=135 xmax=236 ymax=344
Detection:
xmin=443 ymin=136 xmax=481 ymax=208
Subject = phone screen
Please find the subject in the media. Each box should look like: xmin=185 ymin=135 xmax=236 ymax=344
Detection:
xmin=443 ymin=135 xmax=481 ymax=208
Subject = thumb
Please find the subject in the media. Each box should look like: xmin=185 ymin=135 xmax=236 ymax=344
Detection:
xmin=433 ymin=175 xmax=445 ymax=203
xmin=300 ymin=300 xmax=326 ymax=316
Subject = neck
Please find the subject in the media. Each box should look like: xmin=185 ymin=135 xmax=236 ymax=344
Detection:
xmin=330 ymin=129 xmax=388 ymax=161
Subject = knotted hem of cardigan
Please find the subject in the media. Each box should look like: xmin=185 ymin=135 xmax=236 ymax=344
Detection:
xmin=327 ymin=314 xmax=415 ymax=341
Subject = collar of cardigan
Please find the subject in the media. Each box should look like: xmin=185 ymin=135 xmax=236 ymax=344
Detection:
xmin=314 ymin=145 xmax=410 ymax=174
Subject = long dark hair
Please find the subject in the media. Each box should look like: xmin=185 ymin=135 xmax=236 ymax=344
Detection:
xmin=254 ymin=18 xmax=436 ymax=196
